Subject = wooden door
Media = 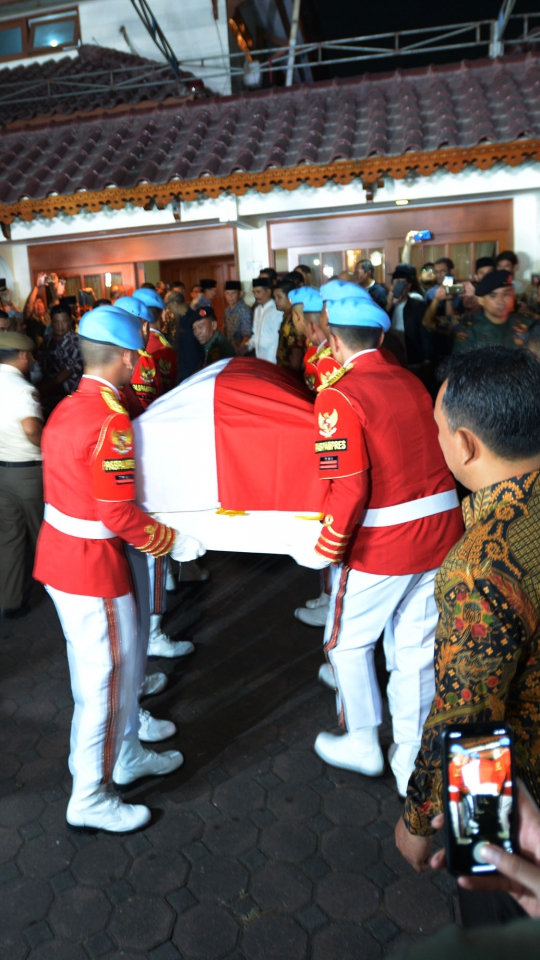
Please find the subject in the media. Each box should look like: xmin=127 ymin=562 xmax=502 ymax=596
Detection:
xmin=159 ymin=256 xmax=237 ymax=328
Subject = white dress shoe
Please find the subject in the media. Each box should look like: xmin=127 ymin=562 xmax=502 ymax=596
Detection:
xmin=314 ymin=729 xmax=384 ymax=777
xmin=318 ymin=663 xmax=337 ymax=691
xmin=138 ymin=708 xmax=177 ymax=742
xmin=306 ymin=591 xmax=331 ymax=610
xmin=295 ymin=605 xmax=328 ymax=627
xmin=147 ymin=633 xmax=195 ymax=659
xmin=113 ymin=738 xmax=184 ymax=786
xmin=67 ymin=788 xmax=151 ymax=834
xmin=140 ymin=672 xmax=168 ymax=697
xmin=388 ymin=742 xmax=420 ymax=797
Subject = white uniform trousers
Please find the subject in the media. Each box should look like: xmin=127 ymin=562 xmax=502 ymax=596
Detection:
xmin=324 ymin=566 xmax=438 ymax=742
xmin=46 ymin=585 xmax=138 ymax=802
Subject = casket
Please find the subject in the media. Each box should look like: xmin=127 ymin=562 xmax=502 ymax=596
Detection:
xmin=133 ymin=357 xmax=328 ymax=554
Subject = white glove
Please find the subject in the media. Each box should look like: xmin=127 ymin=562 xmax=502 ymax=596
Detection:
xmin=170 ymin=533 xmax=206 ymax=562
xmin=287 ymin=544 xmax=331 ymax=570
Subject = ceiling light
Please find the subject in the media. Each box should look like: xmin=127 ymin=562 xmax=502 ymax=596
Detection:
xmin=322 ymin=264 xmax=334 ymax=277
xmin=313 ymin=258 xmax=320 ymax=266
xmin=50 ymin=39 xmax=58 ymax=46
xmin=371 ymin=251 xmax=383 ymax=266
xmin=395 ymin=199 xmax=409 ymax=206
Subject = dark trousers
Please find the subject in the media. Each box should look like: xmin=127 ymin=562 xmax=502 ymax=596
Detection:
xmin=458 ymin=887 xmax=527 ymax=928
xmin=0 ymin=463 xmax=43 ymax=609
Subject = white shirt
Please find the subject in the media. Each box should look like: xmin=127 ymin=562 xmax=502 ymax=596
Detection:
xmin=248 ymin=299 xmax=283 ymax=363
xmin=0 ymin=363 xmax=43 ymax=462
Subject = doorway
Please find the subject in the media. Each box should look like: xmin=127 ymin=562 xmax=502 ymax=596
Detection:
xmin=159 ymin=256 xmax=237 ymax=326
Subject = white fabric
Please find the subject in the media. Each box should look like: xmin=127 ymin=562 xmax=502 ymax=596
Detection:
xmin=82 ymin=374 xmax=121 ymax=396
xmin=44 ymin=503 xmax=115 ymax=539
xmin=392 ymin=301 xmax=406 ymax=334
xmin=0 ymin=364 xmax=43 ymax=461
xmin=153 ymin=509 xmax=325 ymax=556
xmin=248 ymin=299 xmax=282 ymax=362
xmin=45 ymin=585 xmax=138 ymax=803
xmin=325 ymin=566 xmax=438 ymax=741
xmin=360 ymin=489 xmax=459 ymax=527
xmin=134 ymin=360 xmax=230 ymax=512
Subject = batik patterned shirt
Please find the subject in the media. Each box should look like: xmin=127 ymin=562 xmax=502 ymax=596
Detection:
xmin=404 ymin=472 xmax=540 ymax=835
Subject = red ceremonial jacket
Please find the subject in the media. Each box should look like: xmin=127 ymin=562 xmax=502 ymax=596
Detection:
xmin=34 ymin=376 xmax=175 ymax=597
xmin=146 ymin=328 xmax=178 ymax=392
xmin=313 ymin=350 xmax=463 ymax=574
xmin=122 ymin=349 xmax=162 ymax=419
xmin=304 ymin=340 xmax=341 ymax=392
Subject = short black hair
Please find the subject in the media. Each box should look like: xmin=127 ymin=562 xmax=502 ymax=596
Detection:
xmin=297 ymin=263 xmax=312 ymax=276
xmin=259 ymin=267 xmax=277 ymax=282
xmin=422 ymin=262 xmax=434 ymax=270
xmin=329 ymin=324 xmax=382 ymax=351
xmin=475 ymin=256 xmax=496 ymax=272
xmin=50 ymin=304 xmax=71 ymax=320
xmin=496 ymin=250 xmax=518 ymax=267
xmin=435 ymin=257 xmax=454 ymax=271
xmin=140 ymin=282 xmax=156 ymax=290
xmin=442 ymin=346 xmax=540 ymax=460
xmin=357 ymin=259 xmax=374 ymax=276
xmin=275 ymin=278 xmax=298 ymax=296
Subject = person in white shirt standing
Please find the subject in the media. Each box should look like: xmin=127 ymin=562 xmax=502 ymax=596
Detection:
xmin=246 ymin=277 xmax=283 ymax=363
xmin=0 ymin=332 xmax=44 ymax=618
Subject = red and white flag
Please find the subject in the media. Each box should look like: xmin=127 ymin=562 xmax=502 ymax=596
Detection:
xmin=134 ymin=358 xmax=328 ymax=554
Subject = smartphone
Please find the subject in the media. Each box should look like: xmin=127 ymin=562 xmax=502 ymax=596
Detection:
xmin=0 ymin=277 xmax=5 ymax=289
xmin=60 ymin=295 xmax=77 ymax=308
xmin=441 ymin=722 xmax=518 ymax=876
xmin=446 ymin=283 xmax=465 ymax=295
xmin=413 ymin=230 xmax=432 ymax=242
xmin=393 ymin=279 xmax=408 ymax=299
xmin=78 ymin=290 xmax=95 ymax=307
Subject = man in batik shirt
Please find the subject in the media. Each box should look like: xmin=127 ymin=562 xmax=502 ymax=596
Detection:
xmin=396 ymin=346 xmax=540 ymax=923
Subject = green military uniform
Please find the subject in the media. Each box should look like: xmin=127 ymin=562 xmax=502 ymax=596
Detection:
xmin=453 ymin=311 xmax=533 ymax=353
xmin=203 ymin=331 xmax=236 ymax=367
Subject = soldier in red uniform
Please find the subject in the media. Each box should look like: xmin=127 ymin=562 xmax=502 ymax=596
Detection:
xmin=114 ymin=297 xmax=162 ymax=419
xmin=133 ymin=287 xmax=178 ymax=391
xmin=34 ymin=304 xmax=203 ymax=833
xmin=290 ymin=289 xmax=464 ymax=795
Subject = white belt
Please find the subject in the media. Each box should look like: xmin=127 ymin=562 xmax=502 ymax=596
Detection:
xmin=359 ymin=489 xmax=459 ymax=528
xmin=44 ymin=503 xmax=116 ymax=540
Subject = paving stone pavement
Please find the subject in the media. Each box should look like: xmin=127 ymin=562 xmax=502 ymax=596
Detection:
xmin=0 ymin=551 xmax=458 ymax=959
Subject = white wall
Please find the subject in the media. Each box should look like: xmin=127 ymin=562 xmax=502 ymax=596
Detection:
xmin=0 ymin=0 xmax=231 ymax=95
xmin=4 ymin=160 xmax=540 ymax=297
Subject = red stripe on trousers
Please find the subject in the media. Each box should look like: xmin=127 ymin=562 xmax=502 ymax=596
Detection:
xmin=103 ymin=598 xmax=122 ymax=783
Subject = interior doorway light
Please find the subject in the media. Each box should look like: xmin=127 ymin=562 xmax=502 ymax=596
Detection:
xmin=395 ymin=199 xmax=409 ymax=206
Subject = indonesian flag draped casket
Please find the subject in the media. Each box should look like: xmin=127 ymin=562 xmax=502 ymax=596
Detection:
xmin=133 ymin=357 xmax=328 ymax=554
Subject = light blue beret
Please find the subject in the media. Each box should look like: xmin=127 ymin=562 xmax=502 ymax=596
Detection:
xmin=133 ymin=288 xmax=166 ymax=310
xmin=115 ymin=296 xmax=154 ymax=325
xmin=79 ymin=305 xmax=144 ymax=350
xmin=320 ymin=280 xmax=367 ymax=302
xmin=289 ymin=287 xmax=324 ymax=312
xmin=326 ymin=296 xmax=391 ymax=331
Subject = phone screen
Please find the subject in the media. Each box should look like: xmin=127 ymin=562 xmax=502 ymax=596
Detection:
xmin=442 ymin=724 xmax=517 ymax=875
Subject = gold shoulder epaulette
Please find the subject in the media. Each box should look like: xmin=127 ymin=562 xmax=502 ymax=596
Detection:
xmin=101 ymin=387 xmax=128 ymax=416
xmin=314 ymin=344 xmax=332 ymax=361
xmin=316 ymin=366 xmax=348 ymax=392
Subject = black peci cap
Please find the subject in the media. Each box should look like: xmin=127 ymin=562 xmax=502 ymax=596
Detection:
xmin=476 ymin=269 xmax=513 ymax=297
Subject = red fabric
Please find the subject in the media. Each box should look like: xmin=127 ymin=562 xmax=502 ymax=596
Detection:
xmin=315 ymin=351 xmax=464 ymax=575
xmin=315 ymin=390 xmax=369 ymax=479
xmin=34 ymin=377 xmax=173 ymax=597
xmin=214 ymin=357 xmax=328 ymax=513
xmin=146 ymin=329 xmax=178 ymax=392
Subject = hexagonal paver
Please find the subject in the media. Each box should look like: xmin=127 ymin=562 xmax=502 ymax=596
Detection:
xmin=0 ymin=825 xmax=22 ymax=863
xmin=173 ymin=904 xmax=238 ymax=959
xmin=0 ymin=877 xmax=52 ymax=931
xmin=14 ymin=758 xmax=65 ymax=791
xmin=0 ymin=927 xmax=27 ymax=960
xmin=203 ymin=817 xmax=258 ymax=857
xmin=316 ymin=871 xmax=380 ymax=921
xmin=242 ymin=914 xmax=308 ymax=960
xmin=259 ymin=823 xmax=316 ymax=863
xmin=146 ymin=810 xmax=203 ymax=850
xmin=188 ymin=856 xmax=248 ymax=902
xmin=272 ymin=749 xmax=323 ymax=784
xmin=109 ymin=894 xmax=174 ymax=952
xmin=384 ymin=878 xmax=453 ymax=934
xmin=321 ymin=826 xmax=378 ymax=872
xmin=0 ymin=792 xmax=45 ymax=828
xmin=72 ymin=838 xmax=129 ymax=886
xmin=267 ymin=783 xmax=320 ymax=822
xmin=128 ymin=849 xmax=189 ymax=895
xmin=323 ymin=787 xmax=378 ymax=826
xmin=213 ymin=774 xmax=265 ymax=817
xmin=251 ymin=863 xmax=312 ymax=913
xmin=26 ymin=943 xmax=87 ymax=960
xmin=312 ymin=922 xmax=381 ymax=960
xmin=48 ymin=886 xmax=110 ymax=940
xmin=17 ymin=834 xmax=74 ymax=878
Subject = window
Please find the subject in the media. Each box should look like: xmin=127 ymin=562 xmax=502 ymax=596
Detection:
xmin=0 ymin=8 xmax=80 ymax=62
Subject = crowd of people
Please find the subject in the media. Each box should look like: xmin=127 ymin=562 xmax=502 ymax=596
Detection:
xmin=1 ymin=231 xmax=540 ymax=955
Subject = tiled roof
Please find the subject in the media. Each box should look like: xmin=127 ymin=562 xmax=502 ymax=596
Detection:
xmin=1 ymin=54 xmax=540 ymax=212
xmin=0 ymin=44 xmax=206 ymax=126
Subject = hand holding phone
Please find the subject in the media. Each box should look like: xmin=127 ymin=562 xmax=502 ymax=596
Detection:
xmin=441 ymin=722 xmax=518 ymax=877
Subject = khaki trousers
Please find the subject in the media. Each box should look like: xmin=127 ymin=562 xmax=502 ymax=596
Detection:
xmin=0 ymin=463 xmax=43 ymax=609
